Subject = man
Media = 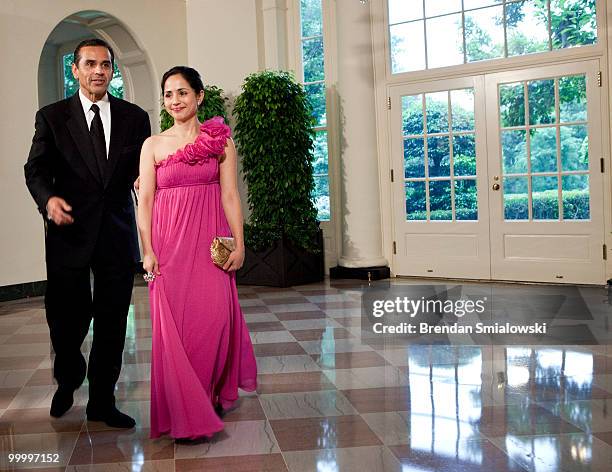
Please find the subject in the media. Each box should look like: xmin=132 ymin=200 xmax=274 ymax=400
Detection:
xmin=24 ymin=38 xmax=151 ymax=428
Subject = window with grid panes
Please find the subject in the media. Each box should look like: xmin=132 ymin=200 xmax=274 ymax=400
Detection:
xmin=388 ymin=0 xmax=597 ymax=74
xmin=300 ymin=0 xmax=330 ymax=221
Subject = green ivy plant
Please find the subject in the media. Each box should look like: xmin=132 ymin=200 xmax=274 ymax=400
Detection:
xmin=233 ymin=70 xmax=319 ymax=252
xmin=160 ymin=85 xmax=228 ymax=131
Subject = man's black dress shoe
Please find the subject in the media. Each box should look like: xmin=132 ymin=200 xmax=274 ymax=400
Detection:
xmin=50 ymin=387 xmax=74 ymax=418
xmin=86 ymin=405 xmax=136 ymax=429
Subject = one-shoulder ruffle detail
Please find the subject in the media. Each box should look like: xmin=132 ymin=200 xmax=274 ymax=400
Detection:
xmin=155 ymin=116 xmax=231 ymax=169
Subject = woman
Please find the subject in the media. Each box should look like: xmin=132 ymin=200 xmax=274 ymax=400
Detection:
xmin=137 ymin=66 xmax=257 ymax=440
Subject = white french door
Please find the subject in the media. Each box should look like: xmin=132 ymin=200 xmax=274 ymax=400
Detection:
xmin=486 ymin=61 xmax=604 ymax=284
xmin=390 ymin=76 xmax=491 ymax=279
xmin=390 ymin=60 xmax=605 ymax=284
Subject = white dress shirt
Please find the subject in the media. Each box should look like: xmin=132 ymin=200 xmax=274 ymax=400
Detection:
xmin=79 ymin=89 xmax=111 ymax=158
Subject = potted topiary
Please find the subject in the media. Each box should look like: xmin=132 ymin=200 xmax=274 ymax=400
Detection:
xmin=160 ymin=84 xmax=228 ymax=130
xmin=233 ymin=70 xmax=324 ymax=287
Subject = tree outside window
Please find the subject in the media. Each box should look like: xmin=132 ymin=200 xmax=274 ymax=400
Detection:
xmin=300 ymin=0 xmax=330 ymax=221
xmin=389 ymin=0 xmax=597 ymax=74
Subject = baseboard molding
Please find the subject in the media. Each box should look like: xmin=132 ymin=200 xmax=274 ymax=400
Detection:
xmin=329 ymin=265 xmax=390 ymax=281
xmin=0 ymin=280 xmax=47 ymax=302
xmin=0 ymin=263 xmax=148 ymax=303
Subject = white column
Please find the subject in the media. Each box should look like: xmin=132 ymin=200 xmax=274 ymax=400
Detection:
xmin=336 ymin=0 xmax=387 ymax=268
xmin=262 ymin=0 xmax=288 ymax=70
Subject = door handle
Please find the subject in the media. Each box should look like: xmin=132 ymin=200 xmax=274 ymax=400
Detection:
xmin=492 ymin=176 xmax=500 ymax=191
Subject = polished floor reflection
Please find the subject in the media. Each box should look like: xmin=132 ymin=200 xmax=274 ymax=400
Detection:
xmin=0 ymin=279 xmax=610 ymax=471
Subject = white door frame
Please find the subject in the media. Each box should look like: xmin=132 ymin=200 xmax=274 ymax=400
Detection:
xmin=485 ymin=60 xmax=605 ymax=284
xmin=390 ymin=61 xmax=605 ymax=284
xmin=390 ymin=76 xmax=491 ymax=279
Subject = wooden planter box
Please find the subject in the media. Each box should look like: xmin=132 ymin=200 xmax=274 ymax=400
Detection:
xmin=237 ymin=230 xmax=324 ymax=287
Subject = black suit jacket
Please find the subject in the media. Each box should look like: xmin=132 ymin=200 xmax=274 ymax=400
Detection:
xmin=25 ymin=93 xmax=151 ymax=270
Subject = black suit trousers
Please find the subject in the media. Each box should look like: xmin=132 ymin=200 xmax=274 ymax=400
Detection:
xmin=45 ymin=237 xmax=134 ymax=407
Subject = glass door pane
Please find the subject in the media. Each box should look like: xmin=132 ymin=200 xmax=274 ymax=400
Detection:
xmin=498 ymin=74 xmax=590 ymax=222
xmin=486 ymin=61 xmax=603 ymax=284
xmin=402 ymin=88 xmax=478 ymax=221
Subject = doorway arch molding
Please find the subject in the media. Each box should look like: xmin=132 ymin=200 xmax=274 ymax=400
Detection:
xmin=39 ymin=10 xmax=158 ymax=129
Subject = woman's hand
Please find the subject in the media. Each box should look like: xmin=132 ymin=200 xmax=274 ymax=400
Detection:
xmin=222 ymin=247 xmax=245 ymax=272
xmin=143 ymin=252 xmax=161 ymax=276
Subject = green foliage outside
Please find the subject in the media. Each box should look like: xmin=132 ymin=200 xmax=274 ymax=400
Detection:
xmin=63 ymin=53 xmax=123 ymax=98
xmin=160 ymin=85 xmax=228 ymax=131
xmin=393 ymin=0 xmax=598 ymax=233
xmin=403 ymin=97 xmax=479 ymax=220
xmin=404 ymin=77 xmax=590 ymax=221
xmin=311 ymin=131 xmax=330 ymax=220
xmin=402 ymin=0 xmax=594 ymax=221
xmin=499 ymin=73 xmax=589 ymax=220
xmin=505 ymin=189 xmax=589 ymax=219
xmin=391 ymin=0 xmax=597 ymax=72
xmin=549 ymin=0 xmax=597 ymax=49
xmin=466 ymin=0 xmax=597 ymax=59
xmin=299 ymin=0 xmax=326 ymax=125
xmin=409 ymin=189 xmax=589 ymax=221
xmin=403 ymin=98 xmax=476 ymax=175
xmin=300 ymin=0 xmax=322 ymax=38
xmin=300 ymin=0 xmax=329 ymax=220
xmin=234 ymin=71 xmax=319 ymax=252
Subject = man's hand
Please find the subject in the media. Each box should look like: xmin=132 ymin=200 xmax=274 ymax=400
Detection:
xmin=134 ymin=176 xmax=140 ymax=195
xmin=46 ymin=197 xmax=74 ymax=225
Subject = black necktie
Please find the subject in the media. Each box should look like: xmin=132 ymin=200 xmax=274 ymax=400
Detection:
xmin=90 ymin=104 xmax=107 ymax=181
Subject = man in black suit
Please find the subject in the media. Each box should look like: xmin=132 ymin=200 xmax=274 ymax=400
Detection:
xmin=24 ymin=38 xmax=151 ymax=428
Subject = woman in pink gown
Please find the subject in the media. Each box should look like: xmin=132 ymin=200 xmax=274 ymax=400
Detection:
xmin=137 ymin=66 xmax=257 ymax=440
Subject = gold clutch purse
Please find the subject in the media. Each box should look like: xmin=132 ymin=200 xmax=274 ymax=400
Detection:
xmin=210 ymin=236 xmax=236 ymax=267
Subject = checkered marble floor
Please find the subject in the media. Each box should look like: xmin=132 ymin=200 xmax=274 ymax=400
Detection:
xmin=0 ymin=278 xmax=611 ymax=471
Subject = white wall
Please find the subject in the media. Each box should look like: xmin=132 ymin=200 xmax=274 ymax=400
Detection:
xmin=37 ymin=43 xmax=60 ymax=108
xmin=186 ymin=0 xmax=261 ymax=96
xmin=0 ymin=0 xmax=187 ymax=286
xmin=186 ymin=0 xmax=263 ymax=219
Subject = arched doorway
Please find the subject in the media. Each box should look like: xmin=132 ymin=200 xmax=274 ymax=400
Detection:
xmin=37 ymin=10 xmax=156 ymax=129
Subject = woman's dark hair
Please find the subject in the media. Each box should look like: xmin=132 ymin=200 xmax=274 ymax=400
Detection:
xmin=161 ymin=66 xmax=204 ymax=95
xmin=73 ymin=38 xmax=115 ymax=67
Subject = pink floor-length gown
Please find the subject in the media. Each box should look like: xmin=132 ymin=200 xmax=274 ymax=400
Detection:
xmin=148 ymin=117 xmax=257 ymax=439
